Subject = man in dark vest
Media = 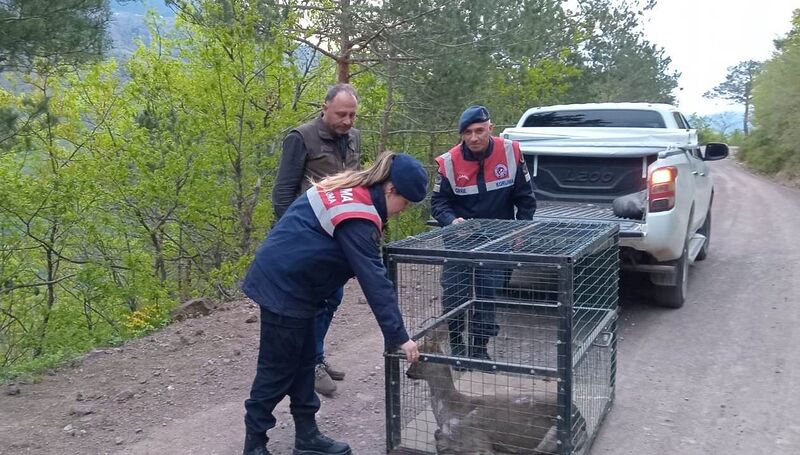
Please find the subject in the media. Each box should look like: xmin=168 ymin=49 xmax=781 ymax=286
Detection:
xmin=431 ymin=105 xmax=536 ymax=363
xmin=271 ymin=83 xmax=361 ymax=396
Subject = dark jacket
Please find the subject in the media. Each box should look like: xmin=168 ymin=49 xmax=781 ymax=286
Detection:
xmin=431 ymin=137 xmax=536 ymax=226
xmin=243 ymin=184 xmax=409 ymax=348
xmin=271 ymin=117 xmax=361 ymax=219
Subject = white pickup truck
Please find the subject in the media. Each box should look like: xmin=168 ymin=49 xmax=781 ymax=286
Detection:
xmin=501 ymin=103 xmax=729 ymax=308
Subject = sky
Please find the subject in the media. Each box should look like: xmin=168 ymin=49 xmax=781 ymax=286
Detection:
xmin=643 ymin=0 xmax=800 ymax=115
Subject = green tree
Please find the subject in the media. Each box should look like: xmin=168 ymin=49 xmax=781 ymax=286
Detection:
xmin=0 ymin=0 xmax=311 ymax=374
xmin=568 ymin=0 xmax=679 ymax=104
xmin=0 ymin=0 xmax=130 ymax=71
xmin=0 ymin=0 xmax=689 ymax=375
xmin=687 ymin=114 xmax=727 ymax=144
xmin=0 ymin=66 xmax=127 ymax=366
xmin=743 ymin=10 xmax=800 ymax=175
xmin=89 ymin=4 xmax=306 ymax=299
xmin=368 ymin=0 xmax=579 ymax=157
xmin=704 ymin=60 xmax=762 ymax=135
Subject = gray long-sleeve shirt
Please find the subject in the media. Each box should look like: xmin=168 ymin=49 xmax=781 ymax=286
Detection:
xmin=271 ymin=132 xmax=309 ymax=219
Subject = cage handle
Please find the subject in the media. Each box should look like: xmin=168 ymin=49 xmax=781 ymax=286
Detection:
xmin=592 ymin=331 xmax=614 ymax=348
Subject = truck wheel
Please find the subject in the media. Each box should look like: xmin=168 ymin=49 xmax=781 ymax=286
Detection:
xmin=695 ymin=209 xmax=711 ymax=261
xmin=654 ymin=237 xmax=689 ymax=308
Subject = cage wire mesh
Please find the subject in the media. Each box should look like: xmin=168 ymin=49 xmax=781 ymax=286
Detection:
xmin=384 ymin=219 xmax=619 ymax=455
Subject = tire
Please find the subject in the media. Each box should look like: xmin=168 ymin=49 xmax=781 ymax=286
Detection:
xmin=695 ymin=208 xmax=711 ymax=261
xmin=654 ymin=234 xmax=689 ymax=308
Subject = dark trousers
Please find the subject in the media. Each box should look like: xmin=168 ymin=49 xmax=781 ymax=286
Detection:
xmin=441 ymin=264 xmax=502 ymax=348
xmin=244 ymin=307 xmax=320 ymax=434
xmin=314 ymin=287 xmax=343 ymax=365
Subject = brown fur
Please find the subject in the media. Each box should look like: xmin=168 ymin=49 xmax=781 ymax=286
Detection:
xmin=406 ymin=339 xmax=586 ymax=454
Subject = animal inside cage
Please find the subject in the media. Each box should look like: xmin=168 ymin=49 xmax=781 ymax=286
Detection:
xmin=383 ymin=218 xmax=619 ymax=455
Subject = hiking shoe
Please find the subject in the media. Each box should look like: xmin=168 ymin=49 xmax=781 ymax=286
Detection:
xmin=321 ymin=360 xmax=345 ymax=381
xmin=314 ymin=363 xmax=337 ymax=396
xmin=470 ymin=348 xmax=492 ymax=361
xmin=470 ymin=336 xmax=492 ymax=361
xmin=243 ymin=429 xmax=271 ymax=455
xmin=294 ymin=429 xmax=351 ymax=455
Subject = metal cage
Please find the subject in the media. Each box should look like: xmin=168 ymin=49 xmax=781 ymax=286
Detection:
xmin=384 ymin=218 xmax=619 ymax=455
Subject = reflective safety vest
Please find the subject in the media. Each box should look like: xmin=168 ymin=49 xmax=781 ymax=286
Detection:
xmin=306 ymin=185 xmax=382 ymax=236
xmin=435 ymin=137 xmax=523 ymax=195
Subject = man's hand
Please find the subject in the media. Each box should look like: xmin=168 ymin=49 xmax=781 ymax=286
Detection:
xmin=451 ymin=217 xmax=466 ymax=225
xmin=400 ymin=339 xmax=419 ymax=363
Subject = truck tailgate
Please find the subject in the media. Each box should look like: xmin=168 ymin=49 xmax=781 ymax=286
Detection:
xmin=533 ymin=201 xmax=644 ymax=238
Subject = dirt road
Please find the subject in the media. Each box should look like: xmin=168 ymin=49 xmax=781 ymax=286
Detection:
xmin=1 ymin=158 xmax=798 ymax=454
xmin=592 ymin=159 xmax=800 ymax=454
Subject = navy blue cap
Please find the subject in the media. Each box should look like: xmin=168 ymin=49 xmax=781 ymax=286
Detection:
xmin=390 ymin=153 xmax=428 ymax=203
xmin=458 ymin=105 xmax=491 ymax=133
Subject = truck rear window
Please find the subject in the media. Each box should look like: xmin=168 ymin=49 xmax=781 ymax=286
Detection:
xmin=522 ymin=109 xmax=666 ymax=128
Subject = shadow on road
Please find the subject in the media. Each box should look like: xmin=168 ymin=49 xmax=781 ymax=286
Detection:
xmin=617 ymin=271 xmax=673 ymax=316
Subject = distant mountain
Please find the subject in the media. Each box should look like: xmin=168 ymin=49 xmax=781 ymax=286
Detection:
xmin=703 ymin=111 xmax=745 ymax=134
xmin=108 ymin=3 xmax=315 ymax=67
xmin=109 ymin=1 xmax=175 ymax=58
xmin=112 ymin=0 xmax=174 ymax=17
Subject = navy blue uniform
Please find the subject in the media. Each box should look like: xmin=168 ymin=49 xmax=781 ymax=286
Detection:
xmin=431 ymin=137 xmax=536 ymax=226
xmin=431 ymin=137 xmax=536 ymax=357
xmin=242 ymin=184 xmax=409 ymax=434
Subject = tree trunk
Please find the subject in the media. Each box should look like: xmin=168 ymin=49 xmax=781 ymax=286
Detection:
xmin=151 ymin=229 xmax=166 ymax=284
xmin=239 ymin=178 xmax=260 ymax=255
xmin=743 ymin=74 xmax=754 ymax=136
xmin=743 ymin=102 xmax=749 ymax=136
xmin=337 ymin=57 xmax=350 ymax=84
xmin=34 ymin=225 xmax=58 ymax=358
xmin=379 ymin=61 xmax=396 ymax=154
xmin=337 ymin=0 xmax=353 ymax=83
xmin=83 ymin=298 xmax=95 ymax=333
xmin=178 ymin=226 xmax=187 ymax=301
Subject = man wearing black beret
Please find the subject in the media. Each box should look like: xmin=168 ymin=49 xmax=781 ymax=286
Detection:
xmin=431 ymin=105 xmax=537 ymax=362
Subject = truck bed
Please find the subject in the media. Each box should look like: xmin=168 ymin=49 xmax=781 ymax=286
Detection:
xmin=533 ymin=201 xmax=644 ymax=238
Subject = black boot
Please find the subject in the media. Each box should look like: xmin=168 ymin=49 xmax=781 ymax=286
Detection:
xmin=243 ymin=429 xmax=272 ymax=455
xmin=294 ymin=418 xmax=351 ymax=455
xmin=470 ymin=336 xmax=492 ymax=361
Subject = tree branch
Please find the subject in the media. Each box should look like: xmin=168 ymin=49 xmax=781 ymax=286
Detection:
xmin=293 ymin=37 xmax=339 ymax=61
xmin=1 ymin=274 xmax=77 ymax=294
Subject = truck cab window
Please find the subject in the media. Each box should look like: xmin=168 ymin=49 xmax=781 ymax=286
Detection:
xmin=522 ymin=109 xmax=666 ymax=128
xmin=672 ymin=112 xmax=688 ymax=129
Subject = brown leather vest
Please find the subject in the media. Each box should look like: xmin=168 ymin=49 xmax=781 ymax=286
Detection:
xmin=293 ymin=117 xmax=361 ymax=193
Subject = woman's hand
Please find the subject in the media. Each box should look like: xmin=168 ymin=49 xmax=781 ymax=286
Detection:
xmin=400 ymin=339 xmax=419 ymax=363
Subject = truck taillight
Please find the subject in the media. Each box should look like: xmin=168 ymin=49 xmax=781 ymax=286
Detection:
xmin=649 ymin=166 xmax=677 ymax=212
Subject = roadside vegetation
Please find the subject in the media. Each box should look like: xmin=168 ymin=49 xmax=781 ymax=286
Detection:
xmin=741 ymin=11 xmax=800 ymax=180
xmin=1 ymin=0 xmax=683 ymax=378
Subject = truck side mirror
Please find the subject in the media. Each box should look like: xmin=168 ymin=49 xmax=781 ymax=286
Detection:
xmin=703 ymin=143 xmax=729 ymax=161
